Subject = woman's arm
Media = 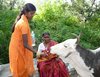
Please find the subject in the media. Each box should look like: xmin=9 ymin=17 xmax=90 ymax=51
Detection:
xmin=22 ymin=34 xmax=36 ymax=53
xmin=37 ymin=51 xmax=47 ymax=58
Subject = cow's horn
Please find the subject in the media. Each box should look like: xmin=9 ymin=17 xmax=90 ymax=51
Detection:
xmin=72 ymin=32 xmax=82 ymax=44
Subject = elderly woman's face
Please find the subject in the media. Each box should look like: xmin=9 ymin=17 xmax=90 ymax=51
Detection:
xmin=43 ymin=34 xmax=50 ymax=43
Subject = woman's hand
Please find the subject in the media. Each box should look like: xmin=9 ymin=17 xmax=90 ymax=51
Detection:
xmin=41 ymin=52 xmax=48 ymax=57
xmin=37 ymin=51 xmax=41 ymax=58
xmin=56 ymin=57 xmax=60 ymax=61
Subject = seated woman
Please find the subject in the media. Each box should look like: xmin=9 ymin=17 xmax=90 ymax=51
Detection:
xmin=37 ymin=32 xmax=69 ymax=77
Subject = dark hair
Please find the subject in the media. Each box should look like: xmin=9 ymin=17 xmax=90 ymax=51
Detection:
xmin=12 ymin=3 xmax=36 ymax=33
xmin=42 ymin=32 xmax=50 ymax=37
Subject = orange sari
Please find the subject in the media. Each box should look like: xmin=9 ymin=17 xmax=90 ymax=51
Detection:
xmin=9 ymin=15 xmax=35 ymax=77
xmin=37 ymin=40 xmax=69 ymax=77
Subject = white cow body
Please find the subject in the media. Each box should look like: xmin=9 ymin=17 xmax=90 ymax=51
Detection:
xmin=51 ymin=38 xmax=94 ymax=77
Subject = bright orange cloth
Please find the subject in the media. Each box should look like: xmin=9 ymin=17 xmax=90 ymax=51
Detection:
xmin=9 ymin=15 xmax=35 ymax=77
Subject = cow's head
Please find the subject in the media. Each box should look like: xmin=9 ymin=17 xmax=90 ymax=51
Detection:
xmin=51 ymin=38 xmax=78 ymax=58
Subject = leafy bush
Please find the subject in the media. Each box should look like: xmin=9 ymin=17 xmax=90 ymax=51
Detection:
xmin=0 ymin=10 xmax=18 ymax=64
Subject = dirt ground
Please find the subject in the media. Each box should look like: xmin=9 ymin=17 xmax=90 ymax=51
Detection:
xmin=0 ymin=58 xmax=78 ymax=77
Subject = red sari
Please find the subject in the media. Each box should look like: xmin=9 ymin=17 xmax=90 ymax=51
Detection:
xmin=37 ymin=40 xmax=69 ymax=77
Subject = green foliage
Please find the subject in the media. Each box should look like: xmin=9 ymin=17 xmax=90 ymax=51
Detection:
xmin=0 ymin=10 xmax=18 ymax=64
xmin=0 ymin=0 xmax=25 ymax=10
xmin=32 ymin=2 xmax=80 ymax=44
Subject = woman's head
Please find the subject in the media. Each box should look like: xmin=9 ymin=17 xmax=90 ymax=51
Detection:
xmin=42 ymin=32 xmax=51 ymax=43
xmin=12 ymin=3 xmax=36 ymax=33
xmin=22 ymin=3 xmax=36 ymax=20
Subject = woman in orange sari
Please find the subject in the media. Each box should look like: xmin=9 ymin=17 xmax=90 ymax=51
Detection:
xmin=9 ymin=3 xmax=36 ymax=77
xmin=37 ymin=32 xmax=69 ymax=77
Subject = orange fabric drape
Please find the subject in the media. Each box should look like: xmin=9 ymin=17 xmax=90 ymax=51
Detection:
xmin=9 ymin=15 xmax=35 ymax=77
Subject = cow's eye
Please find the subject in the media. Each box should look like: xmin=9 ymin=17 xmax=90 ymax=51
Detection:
xmin=64 ymin=45 xmax=67 ymax=48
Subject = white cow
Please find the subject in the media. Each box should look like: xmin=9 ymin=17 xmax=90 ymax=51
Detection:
xmin=51 ymin=38 xmax=94 ymax=77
